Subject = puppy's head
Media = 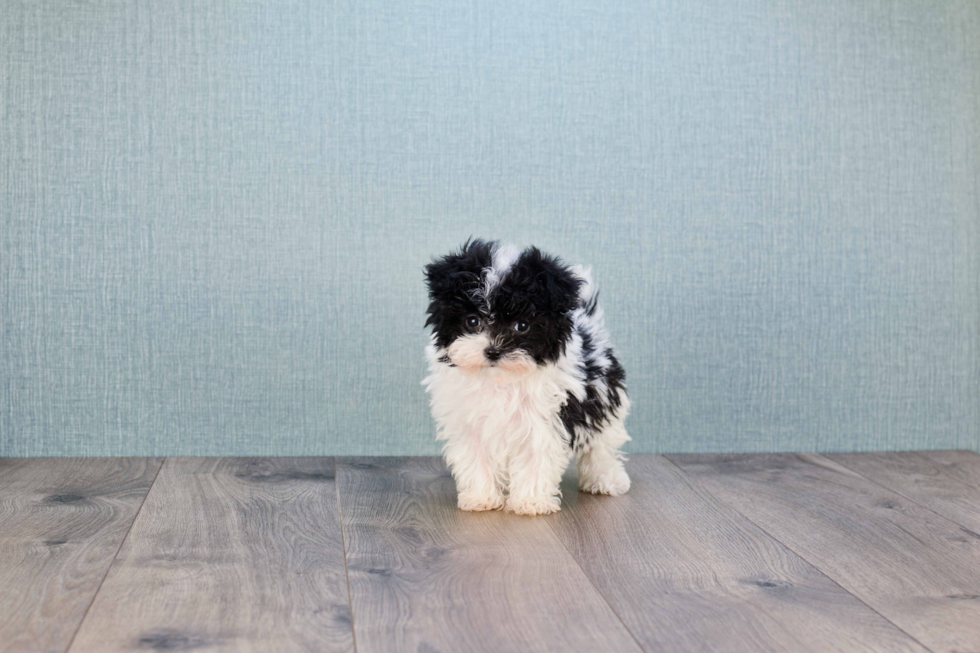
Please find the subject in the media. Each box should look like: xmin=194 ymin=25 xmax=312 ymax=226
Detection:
xmin=424 ymin=239 xmax=583 ymax=374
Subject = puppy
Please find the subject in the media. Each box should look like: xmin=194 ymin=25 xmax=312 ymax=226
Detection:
xmin=422 ymin=239 xmax=631 ymax=516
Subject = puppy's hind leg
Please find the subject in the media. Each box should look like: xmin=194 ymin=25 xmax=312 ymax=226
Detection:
xmin=576 ymin=417 xmax=631 ymax=496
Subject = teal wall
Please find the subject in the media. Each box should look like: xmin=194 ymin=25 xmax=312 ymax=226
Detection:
xmin=2 ymin=0 xmax=978 ymax=456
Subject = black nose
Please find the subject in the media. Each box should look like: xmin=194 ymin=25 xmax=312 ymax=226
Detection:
xmin=485 ymin=347 xmax=501 ymax=361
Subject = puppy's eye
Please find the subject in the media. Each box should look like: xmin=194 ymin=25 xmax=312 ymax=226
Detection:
xmin=513 ymin=320 xmax=529 ymax=333
xmin=466 ymin=316 xmax=481 ymax=329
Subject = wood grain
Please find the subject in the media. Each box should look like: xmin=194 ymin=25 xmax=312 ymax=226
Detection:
xmin=336 ymin=457 xmax=642 ymax=653
xmin=67 ymin=458 xmax=353 ymax=653
xmin=829 ymin=451 xmax=980 ymax=533
xmin=548 ymin=455 xmax=929 ymax=653
xmin=919 ymin=450 xmax=980 ymax=490
xmin=670 ymin=453 xmax=980 ymax=653
xmin=0 ymin=457 xmax=162 ymax=653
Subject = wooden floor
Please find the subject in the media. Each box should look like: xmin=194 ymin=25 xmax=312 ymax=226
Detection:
xmin=2 ymin=453 xmax=980 ymax=652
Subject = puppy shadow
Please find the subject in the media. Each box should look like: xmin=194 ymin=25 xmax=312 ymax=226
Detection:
xmin=558 ymin=467 xmax=584 ymax=511
xmin=554 ymin=462 xmax=638 ymax=521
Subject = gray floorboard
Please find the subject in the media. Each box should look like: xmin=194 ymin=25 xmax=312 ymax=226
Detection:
xmin=66 ymin=458 xmax=354 ymax=653
xmin=919 ymin=450 xmax=980 ymax=490
xmin=549 ymin=455 xmax=929 ymax=653
xmin=0 ymin=458 xmax=161 ymax=653
xmin=5 ymin=452 xmax=980 ymax=652
xmin=669 ymin=453 xmax=980 ymax=653
xmin=336 ymin=457 xmax=642 ymax=653
xmin=828 ymin=451 xmax=980 ymax=534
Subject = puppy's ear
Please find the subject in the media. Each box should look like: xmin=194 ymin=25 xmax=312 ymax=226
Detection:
xmin=424 ymin=238 xmax=495 ymax=299
xmin=507 ymin=247 xmax=583 ymax=314
xmin=424 ymin=239 xmax=497 ymax=330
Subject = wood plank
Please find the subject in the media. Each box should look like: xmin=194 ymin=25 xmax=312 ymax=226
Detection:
xmin=67 ymin=458 xmax=353 ymax=653
xmin=670 ymin=453 xmax=980 ymax=653
xmin=0 ymin=457 xmax=162 ymax=653
xmin=336 ymin=457 xmax=642 ymax=653
xmin=919 ymin=450 xmax=980 ymax=490
xmin=548 ymin=455 xmax=929 ymax=653
xmin=828 ymin=452 xmax=980 ymax=534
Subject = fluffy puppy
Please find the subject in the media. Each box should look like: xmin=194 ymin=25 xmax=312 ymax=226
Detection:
xmin=422 ymin=239 xmax=631 ymax=516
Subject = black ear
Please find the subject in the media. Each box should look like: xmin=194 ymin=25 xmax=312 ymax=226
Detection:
xmin=423 ymin=239 xmax=497 ymax=330
xmin=423 ymin=238 xmax=496 ymax=300
xmin=505 ymin=247 xmax=583 ymax=315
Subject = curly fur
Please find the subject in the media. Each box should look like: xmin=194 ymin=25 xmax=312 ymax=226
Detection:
xmin=422 ymin=239 xmax=631 ymax=515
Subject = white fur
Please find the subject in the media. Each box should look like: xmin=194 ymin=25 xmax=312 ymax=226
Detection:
xmin=483 ymin=244 xmax=521 ymax=299
xmin=423 ymin=263 xmax=631 ymax=516
xmin=476 ymin=243 xmax=521 ymax=306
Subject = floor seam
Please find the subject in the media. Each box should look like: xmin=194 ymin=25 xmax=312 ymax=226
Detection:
xmin=660 ymin=454 xmax=938 ymax=653
xmin=543 ymin=479 xmax=649 ymax=653
xmin=827 ymin=452 xmax=980 ymax=537
xmin=335 ymin=457 xmax=359 ymax=653
xmin=918 ymin=450 xmax=980 ymax=493
xmin=63 ymin=456 xmax=166 ymax=653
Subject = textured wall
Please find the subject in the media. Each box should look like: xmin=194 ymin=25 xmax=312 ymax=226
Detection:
xmin=1 ymin=0 xmax=978 ymax=457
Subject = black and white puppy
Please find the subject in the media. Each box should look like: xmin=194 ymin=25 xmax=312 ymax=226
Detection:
xmin=423 ymin=239 xmax=631 ymax=515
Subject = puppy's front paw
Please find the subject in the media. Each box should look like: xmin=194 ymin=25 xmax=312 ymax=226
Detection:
xmin=505 ymin=495 xmax=561 ymax=516
xmin=457 ymin=491 xmax=504 ymax=512
xmin=579 ymin=467 xmax=631 ymax=496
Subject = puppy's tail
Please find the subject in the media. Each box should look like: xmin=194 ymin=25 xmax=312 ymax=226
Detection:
xmin=569 ymin=264 xmax=600 ymax=317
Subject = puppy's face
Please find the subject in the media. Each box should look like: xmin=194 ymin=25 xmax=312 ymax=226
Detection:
xmin=425 ymin=240 xmax=582 ymax=374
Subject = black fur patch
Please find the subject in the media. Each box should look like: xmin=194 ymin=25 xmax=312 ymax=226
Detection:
xmin=559 ymin=360 xmax=627 ymax=449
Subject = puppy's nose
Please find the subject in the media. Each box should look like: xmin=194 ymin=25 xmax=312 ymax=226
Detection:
xmin=485 ymin=346 xmax=501 ymax=362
